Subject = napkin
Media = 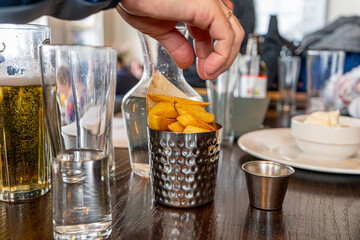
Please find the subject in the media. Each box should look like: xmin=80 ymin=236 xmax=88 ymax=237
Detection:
xmin=60 ymin=116 xmax=128 ymax=149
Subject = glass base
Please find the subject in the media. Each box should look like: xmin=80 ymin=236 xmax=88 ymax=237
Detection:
xmin=109 ymin=162 xmax=116 ymax=180
xmin=276 ymin=102 xmax=296 ymax=113
xmin=221 ymin=136 xmax=234 ymax=146
xmin=54 ymin=221 xmax=112 ymax=240
xmin=132 ymin=163 xmax=150 ymax=178
xmin=0 ymin=184 xmax=50 ymax=202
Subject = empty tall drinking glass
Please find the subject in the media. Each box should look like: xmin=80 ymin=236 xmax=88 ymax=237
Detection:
xmin=206 ymin=55 xmax=239 ymax=145
xmin=277 ymin=56 xmax=301 ymax=113
xmin=40 ymin=45 xmax=116 ymax=239
xmin=306 ymin=50 xmax=345 ymax=112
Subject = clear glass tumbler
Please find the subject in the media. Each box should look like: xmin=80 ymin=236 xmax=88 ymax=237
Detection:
xmin=277 ymin=56 xmax=301 ymax=113
xmin=52 ymin=149 xmax=112 ymax=239
xmin=306 ymin=50 xmax=345 ymax=112
xmin=40 ymin=45 xmax=116 ymax=239
xmin=206 ymin=55 xmax=240 ymax=145
xmin=0 ymin=24 xmax=51 ymax=202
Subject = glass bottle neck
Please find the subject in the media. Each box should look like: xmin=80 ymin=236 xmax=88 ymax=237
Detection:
xmin=246 ymin=37 xmax=259 ymax=56
xmin=138 ymin=32 xmax=185 ymax=83
xmin=267 ymin=15 xmax=280 ymax=36
xmin=156 ymin=43 xmax=184 ymax=82
xmin=136 ymin=27 xmax=202 ymax=101
xmin=138 ymin=31 xmax=155 ymax=84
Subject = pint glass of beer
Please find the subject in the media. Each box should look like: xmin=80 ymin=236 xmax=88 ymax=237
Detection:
xmin=0 ymin=24 xmax=51 ymax=202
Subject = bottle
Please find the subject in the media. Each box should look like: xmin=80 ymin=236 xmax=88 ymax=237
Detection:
xmin=263 ymin=15 xmax=298 ymax=90
xmin=121 ymin=32 xmax=152 ymax=178
xmin=122 ymin=27 xmax=202 ymax=178
xmin=247 ymin=34 xmax=268 ymax=98
xmin=235 ymin=34 xmax=268 ymax=98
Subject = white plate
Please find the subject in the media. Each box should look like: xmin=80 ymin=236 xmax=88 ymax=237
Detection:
xmin=238 ymin=128 xmax=360 ymax=175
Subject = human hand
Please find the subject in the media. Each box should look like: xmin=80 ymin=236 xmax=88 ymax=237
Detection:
xmin=116 ymin=0 xmax=244 ymax=80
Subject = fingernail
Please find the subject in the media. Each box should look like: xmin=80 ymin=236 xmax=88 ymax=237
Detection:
xmin=205 ymin=71 xmax=220 ymax=80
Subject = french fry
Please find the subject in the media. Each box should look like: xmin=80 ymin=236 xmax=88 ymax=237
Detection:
xmin=181 ymin=104 xmax=207 ymax=112
xmin=177 ymin=113 xmax=216 ymax=131
xmin=148 ymin=114 xmax=176 ymax=131
xmin=208 ymin=121 xmax=218 ymax=129
xmin=183 ymin=125 xmax=210 ymax=133
xmin=147 ymin=93 xmax=210 ymax=107
xmin=148 ymin=102 xmax=178 ymax=119
xmin=146 ymin=71 xmax=218 ymax=133
xmin=175 ymin=103 xmax=214 ymax=123
xmin=168 ymin=121 xmax=184 ymax=132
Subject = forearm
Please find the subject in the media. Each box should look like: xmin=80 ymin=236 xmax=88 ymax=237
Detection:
xmin=0 ymin=0 xmax=120 ymax=24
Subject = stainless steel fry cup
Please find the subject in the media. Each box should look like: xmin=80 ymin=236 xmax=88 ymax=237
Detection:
xmin=148 ymin=125 xmax=222 ymax=208
xmin=242 ymin=161 xmax=295 ymax=210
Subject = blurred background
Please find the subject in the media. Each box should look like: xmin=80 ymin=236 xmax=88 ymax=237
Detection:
xmin=30 ymin=0 xmax=360 ymax=113
xmin=34 ymin=0 xmax=359 ymax=65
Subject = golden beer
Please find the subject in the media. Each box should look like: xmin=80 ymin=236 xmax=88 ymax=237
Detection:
xmin=0 ymin=78 xmax=50 ymax=201
xmin=0 ymin=24 xmax=50 ymax=202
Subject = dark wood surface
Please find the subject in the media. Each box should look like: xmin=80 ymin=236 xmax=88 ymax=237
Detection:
xmin=1 ymin=110 xmax=360 ymax=240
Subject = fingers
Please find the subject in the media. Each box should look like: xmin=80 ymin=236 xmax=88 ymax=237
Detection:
xmin=188 ymin=26 xmax=212 ymax=61
xmin=188 ymin=1 xmax=244 ymax=80
xmin=220 ymin=11 xmax=245 ymax=73
xmin=188 ymin=26 xmax=212 ymax=80
xmin=222 ymin=5 xmax=245 ymax=67
xmin=118 ymin=0 xmax=245 ymax=80
xmin=117 ymin=5 xmax=195 ymax=69
xmin=153 ymin=28 xmax=195 ymax=69
xmin=202 ymin=5 xmax=244 ymax=80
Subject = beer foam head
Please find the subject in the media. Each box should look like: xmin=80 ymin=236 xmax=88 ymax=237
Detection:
xmin=0 ymin=74 xmax=41 ymax=86
xmin=0 ymin=58 xmax=42 ymax=86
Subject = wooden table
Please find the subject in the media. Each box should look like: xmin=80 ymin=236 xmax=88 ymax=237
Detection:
xmin=1 ymin=110 xmax=360 ymax=240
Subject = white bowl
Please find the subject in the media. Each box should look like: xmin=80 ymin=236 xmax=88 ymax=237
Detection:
xmin=291 ymin=115 xmax=360 ymax=159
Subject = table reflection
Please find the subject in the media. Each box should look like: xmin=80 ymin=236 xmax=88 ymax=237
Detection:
xmin=242 ymin=206 xmax=285 ymax=239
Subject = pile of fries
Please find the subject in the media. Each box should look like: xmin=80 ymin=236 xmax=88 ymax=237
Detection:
xmin=147 ymin=93 xmax=217 ymax=133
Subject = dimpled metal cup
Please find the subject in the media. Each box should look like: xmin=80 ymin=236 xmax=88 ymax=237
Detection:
xmin=148 ymin=125 xmax=222 ymax=208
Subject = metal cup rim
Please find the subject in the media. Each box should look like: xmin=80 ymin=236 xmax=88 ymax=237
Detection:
xmin=147 ymin=123 xmax=223 ymax=134
xmin=242 ymin=160 xmax=295 ymax=178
